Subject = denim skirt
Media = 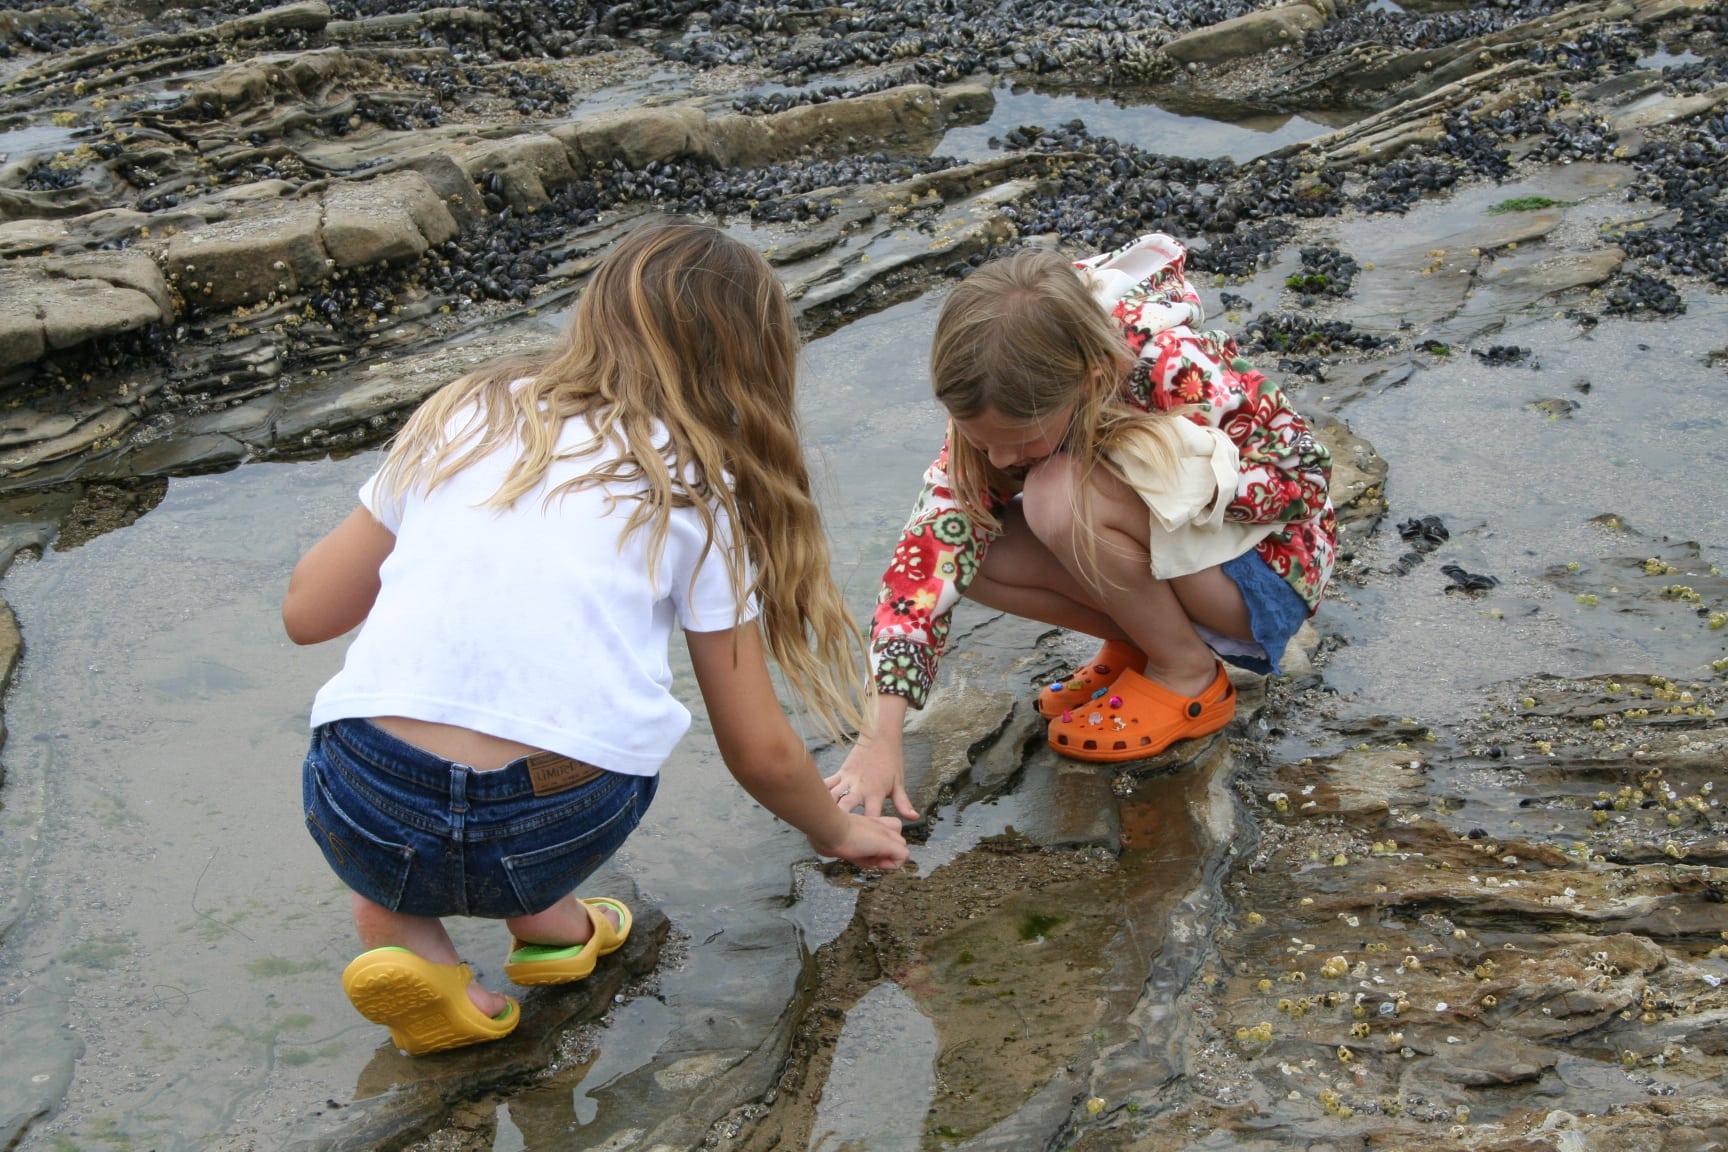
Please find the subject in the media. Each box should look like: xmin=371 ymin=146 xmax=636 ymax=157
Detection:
xmin=1207 ymin=549 xmax=1312 ymax=676
xmin=302 ymin=718 xmax=656 ymax=919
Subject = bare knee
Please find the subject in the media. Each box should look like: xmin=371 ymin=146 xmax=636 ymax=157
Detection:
xmin=1021 ymin=453 xmax=1084 ymax=552
xmin=1024 ymin=455 xmax=1147 ymax=576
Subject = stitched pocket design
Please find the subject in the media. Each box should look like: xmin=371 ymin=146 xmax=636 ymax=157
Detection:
xmin=501 ymin=796 xmax=638 ymax=915
xmin=304 ymin=756 xmax=414 ymax=911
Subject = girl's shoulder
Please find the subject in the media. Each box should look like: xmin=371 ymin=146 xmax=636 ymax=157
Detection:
xmin=1126 ymin=327 xmax=1275 ymax=414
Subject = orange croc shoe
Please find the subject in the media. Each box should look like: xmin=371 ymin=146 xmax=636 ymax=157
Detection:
xmin=1046 ymin=663 xmax=1236 ymax=763
xmin=1035 ymin=639 xmax=1147 ymax=719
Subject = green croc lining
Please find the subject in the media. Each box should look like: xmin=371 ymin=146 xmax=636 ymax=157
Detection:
xmin=509 ymin=942 xmax=587 ymax=964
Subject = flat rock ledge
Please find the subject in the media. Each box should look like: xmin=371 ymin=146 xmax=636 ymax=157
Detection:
xmin=1164 ymin=0 xmax=1336 ymax=66
xmin=283 ymin=900 xmax=668 ymax=1152
xmin=0 ymin=80 xmax=993 ymax=378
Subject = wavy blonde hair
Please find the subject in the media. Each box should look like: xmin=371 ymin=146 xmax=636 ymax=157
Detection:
xmin=931 ymin=248 xmax=1185 ymax=592
xmin=374 ymin=217 xmax=865 ymax=738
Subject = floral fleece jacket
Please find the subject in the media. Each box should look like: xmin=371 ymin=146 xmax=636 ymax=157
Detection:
xmin=870 ymin=233 xmax=1338 ymax=708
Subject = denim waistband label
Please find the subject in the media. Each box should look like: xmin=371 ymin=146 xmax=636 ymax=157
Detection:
xmin=525 ymin=752 xmax=602 ymax=797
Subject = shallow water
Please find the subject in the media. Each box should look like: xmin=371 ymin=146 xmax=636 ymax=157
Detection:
xmin=1635 ymin=47 xmax=1704 ymax=70
xmin=1209 ymin=163 xmax=1728 ymax=726
xmin=0 ymin=291 xmax=953 ymax=1150
xmin=0 ymin=123 xmax=77 ymax=163
xmin=936 ymin=83 xmax=1341 ymax=163
xmin=1324 ymin=279 xmax=1728 ymax=718
xmin=565 ymin=69 xmax=695 ymax=117
xmin=806 ymin=982 xmax=938 ymax=1152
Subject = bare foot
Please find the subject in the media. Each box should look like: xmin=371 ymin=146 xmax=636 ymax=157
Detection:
xmin=1143 ymin=659 xmax=1220 ymax=699
xmin=593 ymin=903 xmax=622 ymax=934
xmin=466 ymin=980 xmax=511 ymax=1018
xmin=507 ymin=896 xmax=622 ymax=949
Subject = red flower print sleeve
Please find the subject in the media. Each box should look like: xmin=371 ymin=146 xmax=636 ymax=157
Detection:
xmin=868 ymin=437 xmax=1003 ymax=708
xmin=870 ymin=233 xmax=1337 ymax=709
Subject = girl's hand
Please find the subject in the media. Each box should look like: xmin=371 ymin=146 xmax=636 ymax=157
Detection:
xmin=827 ymin=734 xmax=919 ymax=821
xmin=809 ymin=813 xmax=909 ymax=871
xmin=690 ymin=625 xmax=910 ymax=862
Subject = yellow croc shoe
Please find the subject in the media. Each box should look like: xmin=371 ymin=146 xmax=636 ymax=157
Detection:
xmin=342 ymin=947 xmax=518 ymax=1056
xmin=504 ymin=897 xmax=632 ymax=987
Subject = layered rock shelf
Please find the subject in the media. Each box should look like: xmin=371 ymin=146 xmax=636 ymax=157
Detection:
xmin=0 ymin=0 xmax=1724 ymax=1147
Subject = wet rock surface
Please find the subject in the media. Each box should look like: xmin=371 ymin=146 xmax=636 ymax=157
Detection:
xmin=1 ymin=0 xmax=1726 ymax=1148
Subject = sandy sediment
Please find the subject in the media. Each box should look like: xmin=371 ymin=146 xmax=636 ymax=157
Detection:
xmin=0 ymin=0 xmax=1724 ymax=1147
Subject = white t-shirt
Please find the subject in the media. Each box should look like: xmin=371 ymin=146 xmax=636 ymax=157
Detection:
xmin=308 ymin=407 xmax=756 ymax=776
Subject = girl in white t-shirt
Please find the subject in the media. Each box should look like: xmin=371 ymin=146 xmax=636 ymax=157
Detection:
xmin=283 ymin=218 xmax=906 ymax=1056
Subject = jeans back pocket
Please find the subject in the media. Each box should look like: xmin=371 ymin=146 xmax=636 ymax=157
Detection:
xmin=501 ymin=781 xmax=644 ymax=916
xmin=303 ymin=748 xmax=414 ymax=912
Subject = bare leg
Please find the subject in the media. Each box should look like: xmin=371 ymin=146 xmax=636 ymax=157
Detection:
xmin=1169 ymin=565 xmax=1255 ymax=645
xmin=351 ymin=893 xmax=510 ymax=1017
xmin=506 ymin=894 xmax=622 ymax=947
xmin=967 ymin=502 xmax=1129 ymax=642
xmin=1020 ymin=454 xmax=1253 ymax=697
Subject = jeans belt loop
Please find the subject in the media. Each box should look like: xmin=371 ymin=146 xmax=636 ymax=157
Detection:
xmin=449 ymin=764 xmax=470 ymax=816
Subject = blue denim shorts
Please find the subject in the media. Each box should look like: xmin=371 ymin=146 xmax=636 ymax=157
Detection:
xmin=302 ymin=718 xmax=656 ymax=919
xmin=1209 ymin=549 xmax=1312 ymax=676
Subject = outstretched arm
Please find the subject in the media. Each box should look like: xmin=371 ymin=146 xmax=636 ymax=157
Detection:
xmin=688 ymin=623 xmax=907 ymax=871
xmin=868 ymin=436 xmax=1005 ymax=708
xmin=282 ymin=507 xmax=396 ymax=645
xmin=836 ymin=436 xmax=1011 ymax=819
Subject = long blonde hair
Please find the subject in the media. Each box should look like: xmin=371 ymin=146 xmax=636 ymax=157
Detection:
xmin=374 ymin=217 xmax=865 ymax=737
xmin=930 ymin=248 xmax=1185 ymax=589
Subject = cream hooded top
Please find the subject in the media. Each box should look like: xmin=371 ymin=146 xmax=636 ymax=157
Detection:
xmin=1082 ymin=262 xmax=1277 ymax=580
